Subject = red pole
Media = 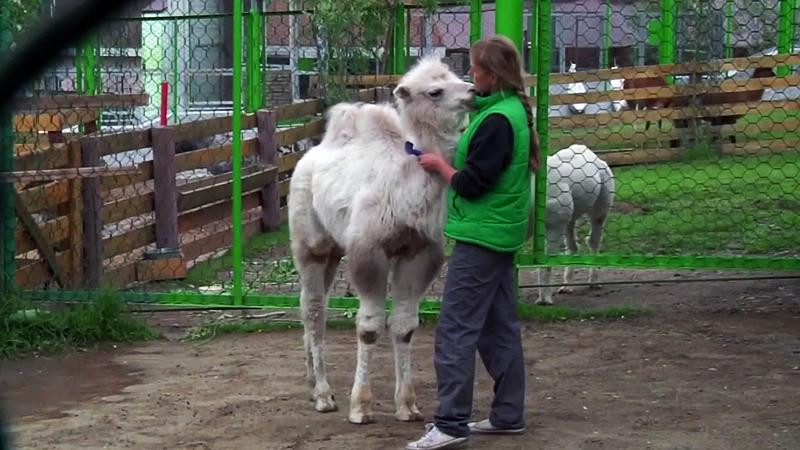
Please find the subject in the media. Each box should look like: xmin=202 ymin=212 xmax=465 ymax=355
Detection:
xmin=160 ymin=81 xmax=169 ymax=126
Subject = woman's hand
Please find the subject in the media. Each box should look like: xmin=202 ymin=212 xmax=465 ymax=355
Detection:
xmin=418 ymin=152 xmax=457 ymax=183
xmin=418 ymin=153 xmax=445 ymax=173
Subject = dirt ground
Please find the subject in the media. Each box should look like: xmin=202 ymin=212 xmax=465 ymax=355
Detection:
xmin=2 ymin=269 xmax=800 ymax=450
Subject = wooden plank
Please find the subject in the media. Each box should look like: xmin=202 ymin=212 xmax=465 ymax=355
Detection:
xmin=18 ymin=179 xmax=70 ymax=214
xmin=309 ymin=74 xmax=401 ymax=88
xmin=80 ymin=135 xmax=103 ymax=288
xmin=178 ymin=191 xmax=261 ymax=233
xmin=13 ymin=191 xmax=70 ymax=288
xmin=600 ymin=148 xmax=685 ymax=167
xmin=101 ymin=160 xmax=153 ymax=192
xmin=14 ymin=143 xmax=70 ymax=171
xmin=527 ymin=53 xmax=800 ymax=86
xmin=178 ymin=167 xmax=277 ymax=212
xmin=13 ymin=94 xmax=149 ymax=111
xmin=0 ymin=166 xmax=140 ymax=182
xmin=15 ymin=216 xmax=70 ymax=255
xmin=548 ymin=75 xmax=800 ymax=106
xmin=279 ymin=178 xmax=289 ymax=197
xmin=275 ymin=98 xmax=325 ymax=121
xmin=174 ymin=138 xmax=258 ymax=172
xmin=13 ymin=109 xmax=99 ymax=133
xmin=151 ymin=127 xmax=179 ymax=250
xmin=15 ymin=251 xmax=72 ymax=289
xmin=721 ymin=138 xmax=800 ymax=156
xmin=101 ymin=192 xmax=154 ymax=224
xmin=102 ymin=224 xmax=156 ymax=259
xmin=92 ymin=129 xmax=152 ymax=156
xmin=276 ymin=119 xmax=325 ymax=147
xmin=183 ymin=217 xmax=262 ymax=263
xmin=718 ymin=118 xmax=800 ymax=139
xmin=67 ymin=141 xmax=83 ymax=288
xmin=549 ymin=99 xmax=800 ymax=129
xmin=172 ymin=114 xmax=257 ymax=143
xmin=257 ymin=110 xmax=281 ymax=232
xmin=279 ymin=150 xmax=307 ymax=173
xmin=103 ymin=263 xmax=138 ymax=290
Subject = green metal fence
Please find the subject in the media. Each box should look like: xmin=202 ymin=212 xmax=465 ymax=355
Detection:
xmin=2 ymin=0 xmax=799 ymax=312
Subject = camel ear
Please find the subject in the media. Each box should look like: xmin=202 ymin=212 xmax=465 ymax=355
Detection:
xmin=394 ymin=85 xmax=411 ymax=101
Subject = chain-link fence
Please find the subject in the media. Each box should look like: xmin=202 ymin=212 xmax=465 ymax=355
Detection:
xmin=2 ymin=0 xmax=799 ymax=309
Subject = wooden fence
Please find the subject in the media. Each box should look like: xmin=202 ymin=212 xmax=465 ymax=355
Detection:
xmin=11 ymin=89 xmax=378 ymax=290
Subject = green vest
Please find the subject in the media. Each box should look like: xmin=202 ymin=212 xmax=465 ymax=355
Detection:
xmin=444 ymin=91 xmax=532 ymax=253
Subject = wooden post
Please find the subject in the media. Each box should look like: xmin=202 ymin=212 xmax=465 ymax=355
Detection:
xmin=151 ymin=126 xmax=179 ymax=249
xmin=79 ymin=135 xmax=103 ymax=288
xmin=257 ymin=109 xmax=280 ymax=232
xmin=67 ymin=140 xmax=83 ymax=288
xmin=375 ymin=87 xmax=394 ymax=104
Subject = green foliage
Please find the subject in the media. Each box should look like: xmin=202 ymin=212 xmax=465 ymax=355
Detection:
xmin=0 ymin=292 xmax=158 ymax=358
xmin=3 ymin=0 xmax=42 ymax=43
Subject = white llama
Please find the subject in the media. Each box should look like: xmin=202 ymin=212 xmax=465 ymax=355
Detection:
xmin=287 ymin=56 xmax=474 ymax=424
xmin=533 ymin=144 xmax=615 ymax=305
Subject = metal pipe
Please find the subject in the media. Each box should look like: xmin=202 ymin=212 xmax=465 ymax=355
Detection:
xmin=519 ymin=274 xmax=800 ymax=289
xmin=533 ymin=0 xmax=551 ymax=265
xmin=496 ymin=0 xmax=524 ymax=51
xmin=778 ymin=0 xmax=795 ymax=77
xmin=232 ymin=0 xmax=244 ymax=305
xmin=0 ymin=5 xmax=13 ymax=295
xmin=470 ymin=0 xmax=482 ymax=44
xmin=392 ymin=2 xmax=406 ymax=74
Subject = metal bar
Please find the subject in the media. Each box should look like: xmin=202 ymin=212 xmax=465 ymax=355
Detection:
xmin=470 ymin=0 xmax=482 ymax=44
xmin=246 ymin=9 xmax=255 ymax=112
xmin=529 ymin=3 xmax=538 ymax=76
xmin=232 ymin=0 xmax=244 ymax=305
xmin=778 ymin=0 xmax=795 ymax=77
xmin=724 ymin=0 xmax=734 ymax=59
xmin=660 ymin=0 xmax=675 ymax=65
xmin=0 ymin=5 xmax=13 ymax=295
xmin=392 ymin=2 xmax=406 ymax=74
xmin=519 ymin=274 xmax=800 ymax=289
xmin=172 ymin=18 xmax=179 ymax=123
xmin=517 ymin=254 xmax=800 ymax=272
xmin=496 ymin=0 xmax=524 ymax=51
xmin=603 ymin=0 xmax=611 ymax=68
xmin=533 ymin=0 xmax=551 ymax=265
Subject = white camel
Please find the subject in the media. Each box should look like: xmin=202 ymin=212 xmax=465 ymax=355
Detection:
xmin=532 ymin=144 xmax=615 ymax=305
xmin=287 ymin=56 xmax=474 ymax=424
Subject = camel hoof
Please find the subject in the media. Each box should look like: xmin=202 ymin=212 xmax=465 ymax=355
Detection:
xmin=348 ymin=412 xmax=374 ymax=424
xmin=557 ymin=286 xmax=574 ymax=294
xmin=314 ymin=395 xmax=337 ymax=413
xmin=396 ymin=408 xmax=424 ymax=422
xmin=535 ymin=297 xmax=553 ymax=306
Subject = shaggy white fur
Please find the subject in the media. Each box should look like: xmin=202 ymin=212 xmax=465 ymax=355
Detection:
xmin=287 ymin=56 xmax=474 ymax=424
xmin=533 ymin=144 xmax=615 ymax=305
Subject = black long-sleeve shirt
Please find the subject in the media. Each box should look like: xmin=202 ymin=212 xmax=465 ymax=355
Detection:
xmin=450 ymin=114 xmax=514 ymax=200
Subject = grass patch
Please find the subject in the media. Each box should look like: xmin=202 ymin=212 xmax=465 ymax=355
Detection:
xmin=183 ymin=304 xmax=648 ymax=342
xmin=0 ymin=292 xmax=158 ymax=358
xmin=185 ymin=223 xmax=291 ymax=286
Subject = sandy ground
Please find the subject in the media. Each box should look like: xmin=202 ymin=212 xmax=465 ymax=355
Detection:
xmin=2 ymin=271 xmax=799 ymax=450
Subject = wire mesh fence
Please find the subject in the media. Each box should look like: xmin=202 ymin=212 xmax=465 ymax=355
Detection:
xmin=2 ymin=0 xmax=799 ymax=309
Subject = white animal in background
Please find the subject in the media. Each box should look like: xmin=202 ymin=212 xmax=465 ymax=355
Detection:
xmin=287 ymin=56 xmax=474 ymax=424
xmin=609 ymin=64 xmax=627 ymax=112
xmin=567 ymin=61 xmax=588 ymax=114
xmin=531 ymin=144 xmax=615 ymax=305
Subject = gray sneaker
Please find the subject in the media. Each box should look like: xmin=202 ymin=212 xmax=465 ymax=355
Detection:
xmin=467 ymin=418 xmax=525 ymax=435
xmin=406 ymin=423 xmax=469 ymax=450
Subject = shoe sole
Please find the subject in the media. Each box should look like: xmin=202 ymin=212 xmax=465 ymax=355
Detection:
xmin=469 ymin=427 xmax=525 ymax=435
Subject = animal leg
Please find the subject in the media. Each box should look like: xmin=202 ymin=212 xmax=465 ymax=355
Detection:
xmin=537 ymin=226 xmax=565 ymax=305
xmin=347 ymin=243 xmax=390 ymax=424
xmin=389 ymin=244 xmax=445 ymax=422
xmin=298 ymin=250 xmax=340 ymax=413
xmin=559 ymin=219 xmax=578 ymax=294
xmin=587 ymin=215 xmax=607 ymax=290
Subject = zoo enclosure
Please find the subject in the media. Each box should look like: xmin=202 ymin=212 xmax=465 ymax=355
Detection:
xmin=2 ymin=0 xmax=800 ymax=310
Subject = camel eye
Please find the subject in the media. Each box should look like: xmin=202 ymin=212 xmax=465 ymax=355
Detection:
xmin=428 ymin=88 xmax=443 ymax=98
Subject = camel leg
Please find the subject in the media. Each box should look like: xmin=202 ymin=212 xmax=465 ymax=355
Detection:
xmin=347 ymin=243 xmax=390 ymax=424
xmin=537 ymin=226 xmax=565 ymax=305
xmin=587 ymin=214 xmax=608 ymax=290
xmin=298 ymin=249 xmax=341 ymax=413
xmin=559 ymin=219 xmax=578 ymax=294
xmin=389 ymin=244 xmax=445 ymax=422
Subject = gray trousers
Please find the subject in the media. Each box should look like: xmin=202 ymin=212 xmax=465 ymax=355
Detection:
xmin=434 ymin=241 xmax=526 ymax=438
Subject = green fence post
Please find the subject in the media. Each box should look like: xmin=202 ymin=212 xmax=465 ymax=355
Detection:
xmin=232 ymin=0 xmax=244 ymax=305
xmin=0 ymin=4 xmax=13 ymax=296
xmin=262 ymin=13 xmax=269 ymax=107
xmin=529 ymin=3 xmax=538 ymax=76
xmin=470 ymin=0 xmax=482 ymax=44
xmin=660 ymin=0 xmax=675 ymax=65
xmin=778 ymin=0 xmax=795 ymax=76
xmin=533 ymin=0 xmax=551 ymax=266
xmin=603 ymin=0 xmax=612 ymax=67
xmin=245 ymin=4 xmax=262 ymax=112
xmin=392 ymin=2 xmax=406 ymax=74
xmin=724 ymin=0 xmax=734 ymax=59
xmin=496 ymin=0 xmax=524 ymax=51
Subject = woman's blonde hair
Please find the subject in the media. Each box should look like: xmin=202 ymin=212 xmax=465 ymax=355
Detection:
xmin=471 ymin=35 xmax=540 ymax=171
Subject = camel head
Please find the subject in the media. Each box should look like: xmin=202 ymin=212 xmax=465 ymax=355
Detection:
xmin=393 ymin=55 xmax=475 ymax=162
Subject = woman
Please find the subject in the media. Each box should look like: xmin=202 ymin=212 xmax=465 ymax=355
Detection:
xmin=406 ymin=35 xmax=540 ymax=450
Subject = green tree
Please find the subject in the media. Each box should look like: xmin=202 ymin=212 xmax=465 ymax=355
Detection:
xmin=5 ymin=0 xmax=42 ymax=43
